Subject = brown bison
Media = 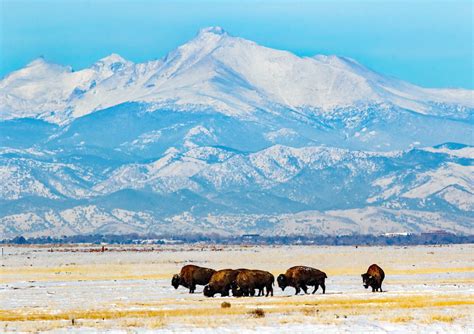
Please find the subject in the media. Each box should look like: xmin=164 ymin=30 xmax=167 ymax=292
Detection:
xmin=231 ymin=269 xmax=274 ymax=297
xmin=171 ymin=265 xmax=216 ymax=293
xmin=203 ymin=269 xmax=242 ymax=297
xmin=277 ymin=266 xmax=327 ymax=295
xmin=361 ymin=264 xmax=385 ymax=292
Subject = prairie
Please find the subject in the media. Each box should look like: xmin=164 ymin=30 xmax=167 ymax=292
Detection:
xmin=1 ymin=244 xmax=473 ymax=332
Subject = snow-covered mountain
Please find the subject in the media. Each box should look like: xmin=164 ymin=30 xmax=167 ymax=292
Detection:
xmin=1 ymin=27 xmax=473 ymax=238
xmin=2 ymin=26 xmax=472 ymax=124
xmin=1 ymin=142 xmax=472 ymax=238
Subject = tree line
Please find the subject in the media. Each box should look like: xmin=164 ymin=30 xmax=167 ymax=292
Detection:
xmin=2 ymin=232 xmax=473 ymax=245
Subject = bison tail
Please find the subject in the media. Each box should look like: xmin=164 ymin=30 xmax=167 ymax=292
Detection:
xmin=324 ymin=273 xmax=328 ymax=278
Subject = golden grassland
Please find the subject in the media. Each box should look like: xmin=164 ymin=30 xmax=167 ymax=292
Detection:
xmin=2 ymin=263 xmax=473 ymax=284
xmin=1 ymin=300 xmax=472 ymax=332
xmin=2 ymin=243 xmax=473 ymax=284
xmin=1 ymin=293 xmax=472 ymax=322
xmin=0 ymin=264 xmax=173 ymax=283
xmin=2 ymin=244 xmax=473 ymax=331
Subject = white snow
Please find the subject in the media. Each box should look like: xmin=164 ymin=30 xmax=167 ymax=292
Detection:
xmin=401 ymin=163 xmax=473 ymax=199
xmin=1 ymin=245 xmax=473 ymax=333
xmin=2 ymin=143 xmax=472 ymax=238
xmin=437 ymin=186 xmax=474 ymax=211
xmin=1 ymin=27 xmax=472 ymax=124
xmin=422 ymin=146 xmax=474 ymax=158
xmin=264 ymin=128 xmax=298 ymax=142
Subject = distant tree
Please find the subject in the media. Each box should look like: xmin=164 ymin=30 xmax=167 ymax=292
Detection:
xmin=12 ymin=236 xmax=27 ymax=244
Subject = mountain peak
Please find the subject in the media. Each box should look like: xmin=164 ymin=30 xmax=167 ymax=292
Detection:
xmin=1 ymin=27 xmax=473 ymax=125
xmin=96 ymin=53 xmax=128 ymax=65
xmin=92 ymin=53 xmax=131 ymax=73
xmin=197 ymin=26 xmax=227 ymax=36
xmin=163 ymin=26 xmax=230 ymax=68
xmin=26 ymin=56 xmax=52 ymax=67
xmin=21 ymin=57 xmax=70 ymax=75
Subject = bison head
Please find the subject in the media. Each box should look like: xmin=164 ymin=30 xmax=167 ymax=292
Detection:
xmin=203 ymin=285 xmax=215 ymax=297
xmin=277 ymin=274 xmax=288 ymax=290
xmin=171 ymin=274 xmax=180 ymax=289
xmin=232 ymin=287 xmax=244 ymax=297
xmin=361 ymin=273 xmax=373 ymax=289
xmin=231 ymin=282 xmax=244 ymax=297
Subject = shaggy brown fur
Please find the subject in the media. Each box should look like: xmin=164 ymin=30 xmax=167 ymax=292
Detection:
xmin=203 ymin=269 xmax=242 ymax=297
xmin=171 ymin=265 xmax=216 ymax=293
xmin=361 ymin=264 xmax=385 ymax=292
xmin=231 ymin=269 xmax=274 ymax=297
xmin=277 ymin=266 xmax=327 ymax=295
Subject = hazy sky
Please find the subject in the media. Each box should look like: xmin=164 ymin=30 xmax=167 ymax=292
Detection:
xmin=1 ymin=0 xmax=472 ymax=88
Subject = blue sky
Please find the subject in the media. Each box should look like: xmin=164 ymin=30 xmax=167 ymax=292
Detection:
xmin=1 ymin=0 xmax=472 ymax=88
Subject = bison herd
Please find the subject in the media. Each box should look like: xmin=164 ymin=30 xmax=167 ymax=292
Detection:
xmin=172 ymin=264 xmax=385 ymax=297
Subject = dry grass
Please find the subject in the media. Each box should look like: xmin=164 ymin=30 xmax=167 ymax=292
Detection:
xmin=0 ymin=307 xmax=241 ymax=322
xmin=0 ymin=264 xmax=172 ymax=283
xmin=263 ymin=294 xmax=474 ymax=311
xmin=425 ymin=314 xmax=457 ymax=323
xmin=387 ymin=315 xmax=414 ymax=323
xmin=3 ymin=244 xmax=474 ymax=283
xmin=221 ymin=302 xmax=231 ymax=308
xmin=2 ymin=244 xmax=473 ymax=331
xmin=122 ymin=317 xmax=165 ymax=329
xmin=301 ymin=307 xmax=320 ymax=316
xmin=248 ymin=308 xmax=265 ymax=318
xmin=3 ymin=265 xmax=473 ymax=284
xmin=1 ymin=300 xmax=472 ymax=332
xmin=324 ymin=266 xmax=474 ymax=277
xmin=1 ymin=293 xmax=471 ymax=323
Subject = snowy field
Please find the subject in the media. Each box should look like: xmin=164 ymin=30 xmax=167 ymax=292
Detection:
xmin=1 ymin=244 xmax=473 ymax=333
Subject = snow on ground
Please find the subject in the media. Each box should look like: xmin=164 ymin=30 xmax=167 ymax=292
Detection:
xmin=0 ymin=244 xmax=473 ymax=333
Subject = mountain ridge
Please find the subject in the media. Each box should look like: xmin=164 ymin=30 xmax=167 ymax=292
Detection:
xmin=0 ymin=27 xmax=473 ymax=238
xmin=1 ymin=26 xmax=472 ymax=125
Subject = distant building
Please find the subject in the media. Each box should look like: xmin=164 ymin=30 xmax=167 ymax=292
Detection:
xmin=421 ymin=230 xmax=453 ymax=237
xmin=383 ymin=232 xmax=411 ymax=237
xmin=241 ymin=234 xmax=260 ymax=240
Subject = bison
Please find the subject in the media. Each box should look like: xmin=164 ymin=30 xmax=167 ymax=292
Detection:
xmin=231 ymin=269 xmax=274 ymax=297
xmin=361 ymin=264 xmax=385 ymax=292
xmin=171 ymin=265 xmax=216 ymax=293
xmin=277 ymin=266 xmax=327 ymax=295
xmin=203 ymin=269 xmax=243 ymax=297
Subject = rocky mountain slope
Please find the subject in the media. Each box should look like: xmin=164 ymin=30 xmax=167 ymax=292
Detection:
xmin=1 ymin=27 xmax=472 ymax=238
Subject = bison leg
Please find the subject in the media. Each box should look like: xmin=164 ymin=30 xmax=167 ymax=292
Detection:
xmin=312 ymin=285 xmax=318 ymax=294
xmin=321 ymin=282 xmax=326 ymax=294
xmin=301 ymin=284 xmax=308 ymax=294
xmin=222 ymin=287 xmax=230 ymax=297
xmin=295 ymin=286 xmax=301 ymax=295
xmin=266 ymin=285 xmax=273 ymax=297
xmin=250 ymin=288 xmax=256 ymax=297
